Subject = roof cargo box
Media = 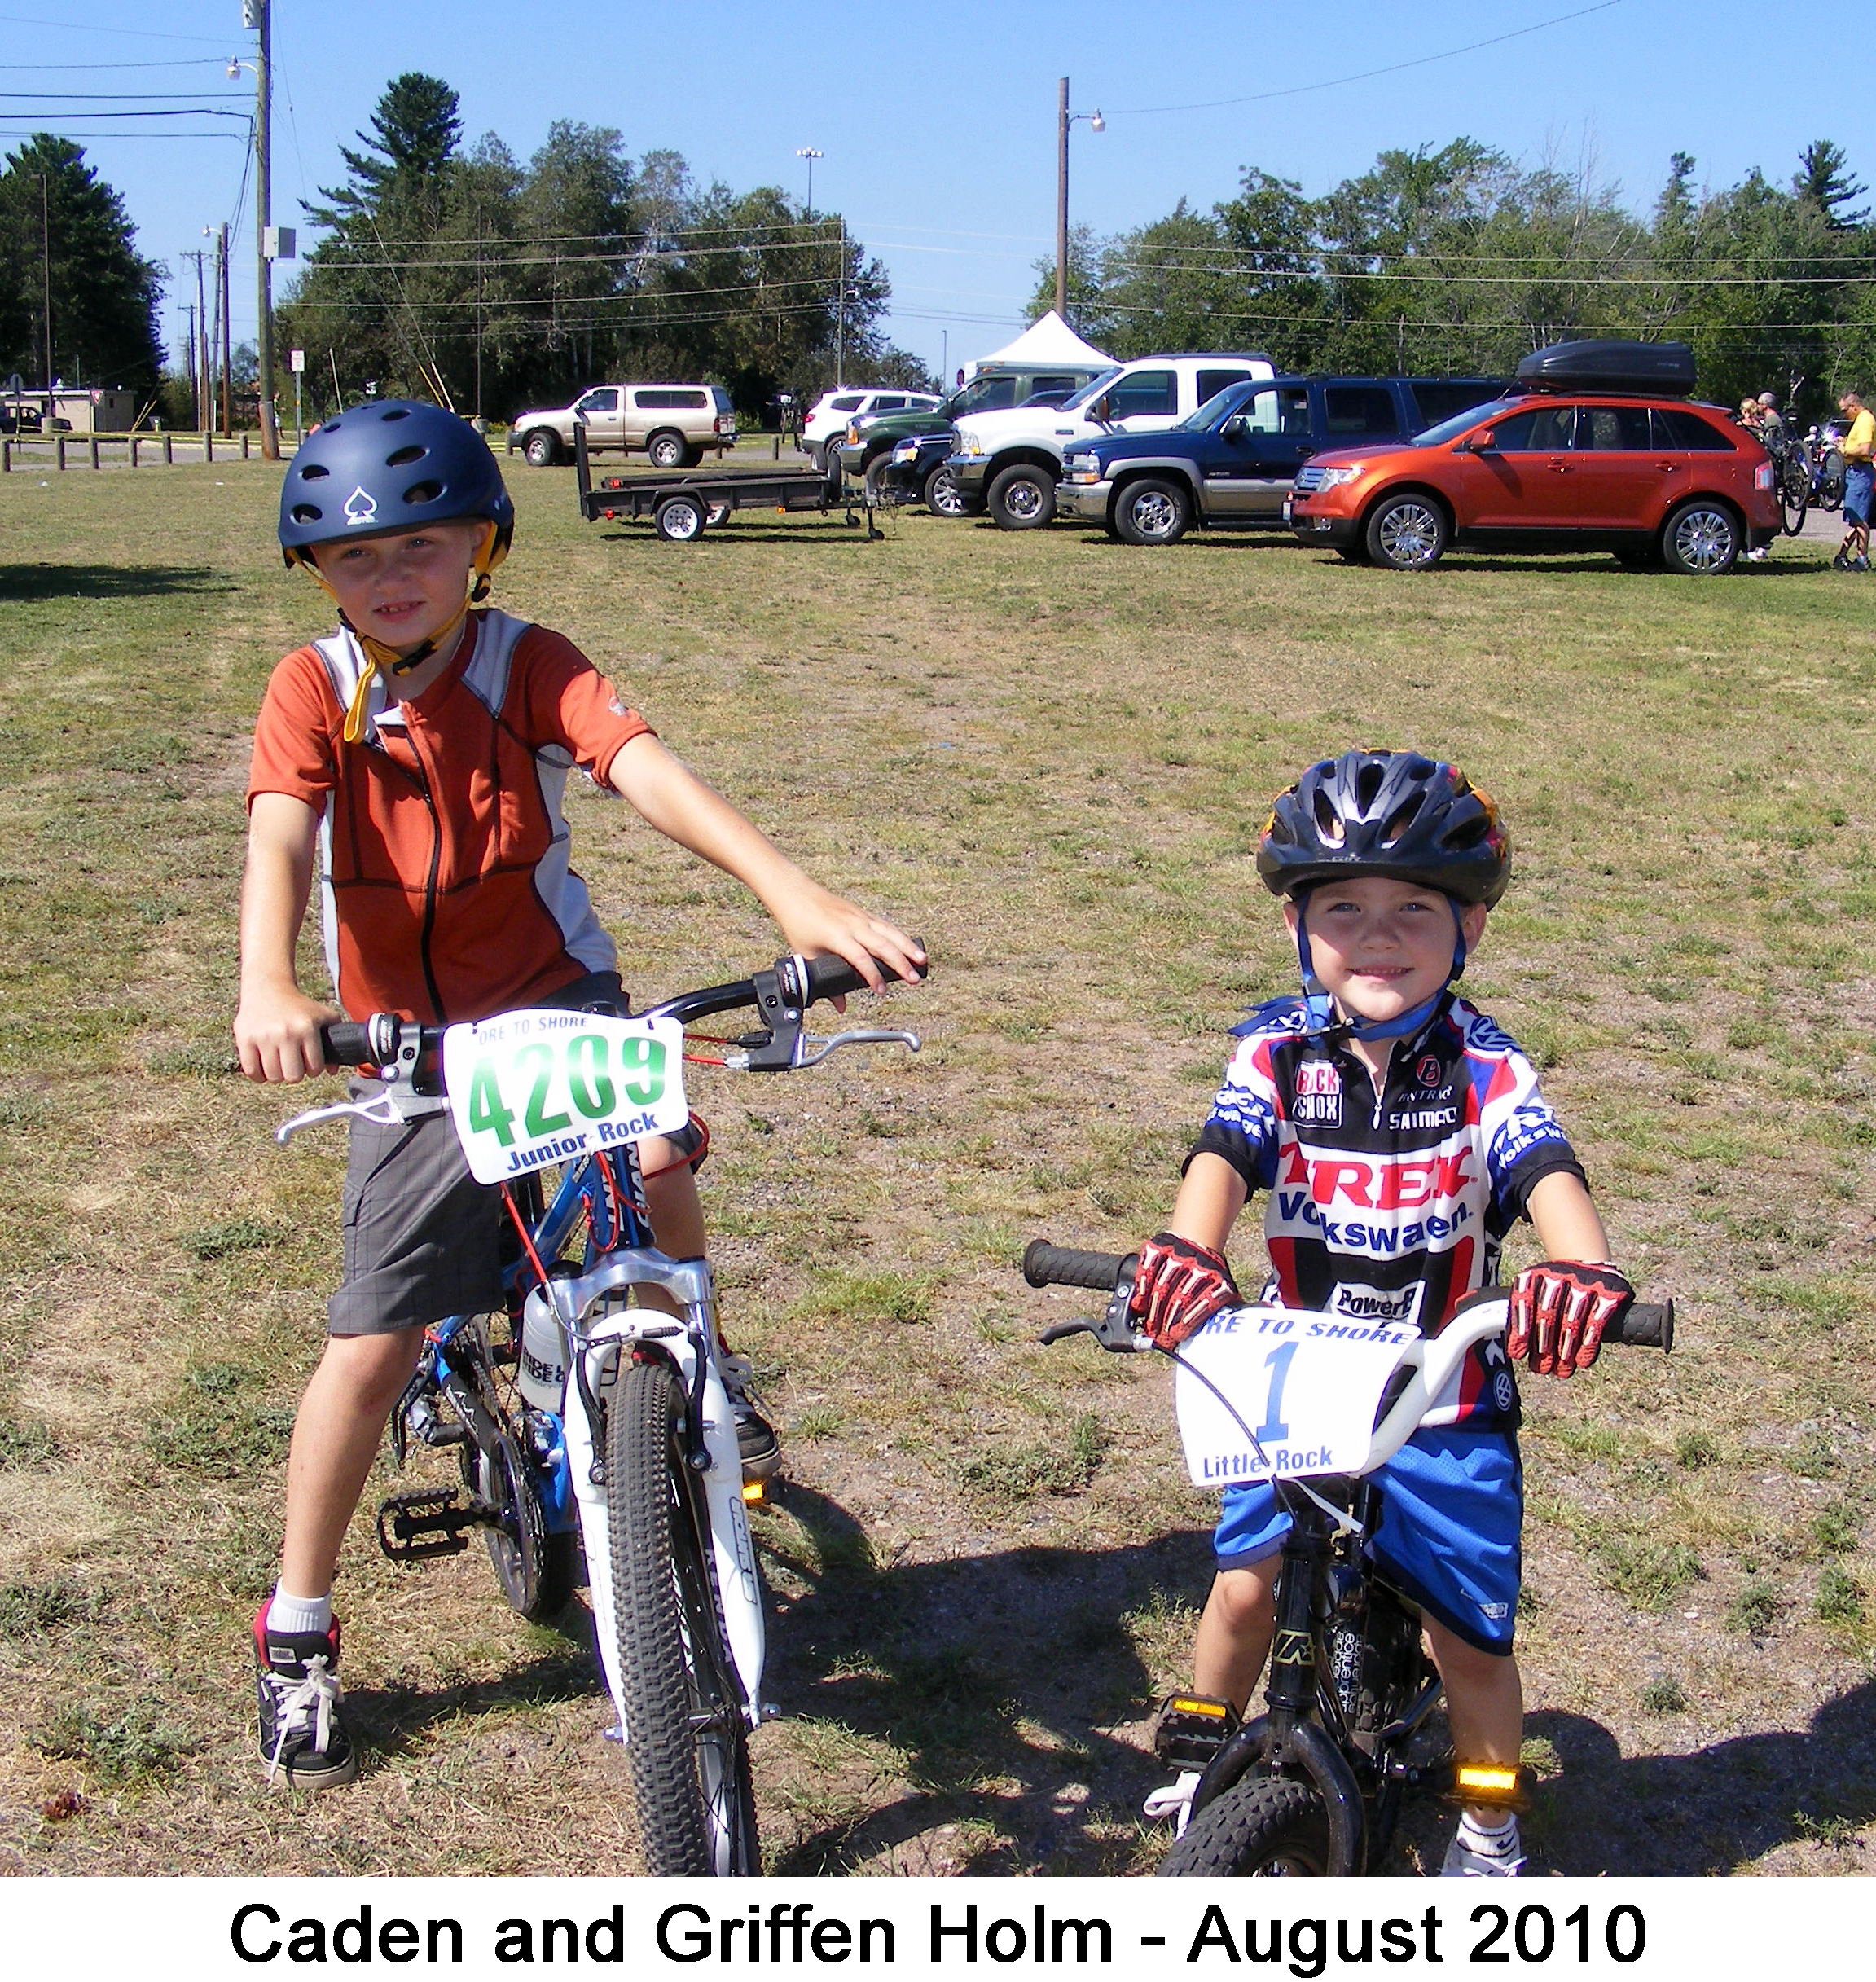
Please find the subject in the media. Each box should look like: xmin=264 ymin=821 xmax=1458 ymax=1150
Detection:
xmin=1514 ymin=340 xmax=1696 ymax=396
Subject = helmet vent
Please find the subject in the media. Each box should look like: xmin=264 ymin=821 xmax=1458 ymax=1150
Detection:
xmin=1354 ymin=762 xmax=1386 ymax=813
xmin=1443 ymin=815 xmax=1489 ymax=850
xmin=402 ymin=480 xmax=443 ymax=506
xmin=289 ymin=503 xmax=323 ymax=524
xmin=380 ymin=407 xmax=411 ymax=422
xmin=1379 ymin=794 xmax=1424 ymax=846
xmin=385 ymin=444 xmax=428 ymax=468
xmin=298 ymin=463 xmax=329 ymax=481
xmin=1311 ymin=786 xmax=1346 ymax=846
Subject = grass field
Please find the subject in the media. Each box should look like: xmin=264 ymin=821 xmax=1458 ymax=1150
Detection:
xmin=0 ymin=459 xmax=1871 ymax=1878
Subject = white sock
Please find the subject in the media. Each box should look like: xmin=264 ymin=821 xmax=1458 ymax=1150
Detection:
xmin=267 ymin=1584 xmax=333 ymax=1639
xmin=1456 ymin=1812 xmax=1521 ymax=1860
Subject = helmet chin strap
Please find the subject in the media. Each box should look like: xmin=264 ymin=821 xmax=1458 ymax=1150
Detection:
xmin=298 ymin=524 xmax=503 ymax=745
xmin=1295 ymin=892 xmax=1468 ymax=1044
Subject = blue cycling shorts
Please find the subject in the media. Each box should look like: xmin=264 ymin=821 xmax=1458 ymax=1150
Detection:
xmin=1213 ymin=1426 xmax=1522 ymax=1655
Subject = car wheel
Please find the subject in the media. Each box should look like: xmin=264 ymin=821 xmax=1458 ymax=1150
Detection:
xmin=654 ymin=494 xmax=706 ymax=542
xmin=1112 ymin=477 xmax=1192 ymax=546
xmin=921 ymin=463 xmax=968 ymax=517
xmin=522 ymin=429 xmax=559 ymax=468
xmin=647 ymin=430 xmax=688 ymax=471
xmin=1364 ymin=492 xmax=1448 ymax=570
xmin=1661 ymin=499 xmax=1739 ymax=575
xmin=987 ymin=462 xmax=1055 ymax=530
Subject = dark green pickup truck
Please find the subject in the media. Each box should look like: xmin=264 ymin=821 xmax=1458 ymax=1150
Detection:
xmin=835 ymin=361 xmax=1108 ymax=513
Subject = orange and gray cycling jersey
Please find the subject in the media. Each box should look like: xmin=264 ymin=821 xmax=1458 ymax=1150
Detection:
xmin=248 ymin=608 xmax=653 ymax=1024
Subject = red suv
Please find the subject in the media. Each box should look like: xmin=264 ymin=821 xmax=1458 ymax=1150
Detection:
xmin=1286 ymin=342 xmax=1778 ymax=574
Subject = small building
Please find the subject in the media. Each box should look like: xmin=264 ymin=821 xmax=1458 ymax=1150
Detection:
xmin=2 ymin=385 xmax=140 ymax=432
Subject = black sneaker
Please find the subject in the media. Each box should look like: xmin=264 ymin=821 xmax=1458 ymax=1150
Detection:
xmin=721 ymin=1353 xmax=781 ymax=1481
xmin=1834 ymin=551 xmax=1853 ymax=570
xmin=253 ymin=1606 xmax=358 ymax=1790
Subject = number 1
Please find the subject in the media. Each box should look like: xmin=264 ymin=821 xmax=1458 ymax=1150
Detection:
xmin=1254 ymin=1342 xmax=1296 ymax=1444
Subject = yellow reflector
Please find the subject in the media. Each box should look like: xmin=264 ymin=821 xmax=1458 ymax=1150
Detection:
xmin=1456 ymin=1764 xmax=1520 ymax=1793
xmin=741 ymin=1481 xmax=766 ymax=1505
xmin=1167 ymin=1697 xmax=1228 ymax=1719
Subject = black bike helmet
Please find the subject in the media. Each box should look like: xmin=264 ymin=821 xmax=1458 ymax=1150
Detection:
xmin=1257 ymin=750 xmax=1510 ymax=907
xmin=279 ymin=400 xmax=515 ymax=568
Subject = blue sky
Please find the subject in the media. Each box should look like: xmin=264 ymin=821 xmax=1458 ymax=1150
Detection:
xmin=1 ymin=0 xmax=1860 ymax=384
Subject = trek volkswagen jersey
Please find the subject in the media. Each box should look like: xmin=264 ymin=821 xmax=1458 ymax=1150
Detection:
xmin=1188 ymin=994 xmax=1586 ymax=1428
xmin=248 ymin=608 xmax=653 ymax=1024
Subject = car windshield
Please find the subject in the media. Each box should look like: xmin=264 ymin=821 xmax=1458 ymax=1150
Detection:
xmin=1056 ymin=367 xmax=1125 ymax=411
xmin=1175 ymin=381 xmax=1254 ymax=432
xmin=1412 ymin=403 xmax=1503 ymax=446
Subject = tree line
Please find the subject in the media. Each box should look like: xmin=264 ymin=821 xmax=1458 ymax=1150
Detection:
xmin=277 ymin=73 xmax=929 ymax=423
xmin=1035 ymin=138 xmax=1876 ymax=422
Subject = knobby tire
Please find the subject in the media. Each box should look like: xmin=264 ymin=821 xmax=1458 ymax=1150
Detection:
xmin=608 ymin=1356 xmax=759 ymax=1875
xmin=1158 ymin=1773 xmax=1333 ymax=1877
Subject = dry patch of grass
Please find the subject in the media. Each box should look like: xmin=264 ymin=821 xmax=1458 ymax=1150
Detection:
xmin=0 ymin=466 xmax=1870 ymax=1875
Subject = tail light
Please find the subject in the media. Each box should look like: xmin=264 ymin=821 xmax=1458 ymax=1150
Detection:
xmin=1754 ymin=462 xmax=1775 ymax=491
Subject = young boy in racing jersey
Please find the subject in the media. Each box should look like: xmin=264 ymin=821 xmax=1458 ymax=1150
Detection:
xmin=1128 ymin=750 xmax=1632 ymax=1877
xmin=236 ymin=401 xmax=923 ymax=1791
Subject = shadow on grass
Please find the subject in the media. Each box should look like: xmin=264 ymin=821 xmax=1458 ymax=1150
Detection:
xmin=0 ymin=563 xmax=233 ymax=601
xmin=1527 ymin=1681 xmax=1876 ymax=1875
xmin=593 ymin=526 xmax=881 ymax=552
xmin=757 ymin=1480 xmax=1215 ymax=1874
xmin=345 ymin=1633 xmax=602 ymax=1769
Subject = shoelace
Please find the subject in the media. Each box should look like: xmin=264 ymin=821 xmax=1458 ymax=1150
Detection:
xmin=263 ymin=1654 xmax=340 ymax=1786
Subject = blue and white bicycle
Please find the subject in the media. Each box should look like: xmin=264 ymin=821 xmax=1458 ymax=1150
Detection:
xmin=275 ymin=952 xmax=920 ymax=1875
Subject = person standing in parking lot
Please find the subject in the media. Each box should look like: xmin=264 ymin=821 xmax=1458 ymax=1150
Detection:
xmin=1834 ymin=389 xmax=1874 ymax=571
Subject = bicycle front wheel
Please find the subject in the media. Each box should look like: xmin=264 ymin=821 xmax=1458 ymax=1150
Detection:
xmin=1158 ymin=1773 xmax=1332 ymax=1877
xmin=608 ymin=1356 xmax=759 ymax=1875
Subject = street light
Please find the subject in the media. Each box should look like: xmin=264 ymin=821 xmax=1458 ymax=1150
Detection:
xmin=794 ymin=147 xmax=822 ymax=219
xmin=1056 ymin=79 xmax=1104 ymax=321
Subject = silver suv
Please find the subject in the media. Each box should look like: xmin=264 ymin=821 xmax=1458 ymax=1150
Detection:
xmin=512 ymin=384 xmax=737 ymax=469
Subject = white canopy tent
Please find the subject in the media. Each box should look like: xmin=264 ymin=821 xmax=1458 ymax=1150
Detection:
xmin=964 ymin=310 xmax=1114 ymax=379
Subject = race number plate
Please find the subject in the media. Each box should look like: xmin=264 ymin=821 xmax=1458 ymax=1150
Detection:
xmin=1173 ymin=1305 xmax=1419 ymax=1488
xmin=442 ymin=1009 xmax=688 ymax=1184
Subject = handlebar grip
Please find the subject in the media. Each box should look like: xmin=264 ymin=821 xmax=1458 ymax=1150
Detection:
xmin=787 ymin=942 xmax=929 ymax=1008
xmin=1022 ymin=1241 xmax=1135 ymax=1292
xmin=319 ymin=1022 xmax=376 ymax=1068
xmin=1607 ymin=1299 xmax=1673 ymax=1352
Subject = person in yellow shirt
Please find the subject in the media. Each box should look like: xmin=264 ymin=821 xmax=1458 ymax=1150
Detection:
xmin=1834 ymin=389 xmax=1874 ymax=571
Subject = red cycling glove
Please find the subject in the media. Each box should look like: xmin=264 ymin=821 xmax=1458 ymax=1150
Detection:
xmin=1130 ymin=1232 xmax=1241 ymax=1348
xmin=1509 ymin=1262 xmax=1632 ymax=1378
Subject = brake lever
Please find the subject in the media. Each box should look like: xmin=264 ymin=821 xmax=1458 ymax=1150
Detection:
xmin=275 ymin=1089 xmax=406 ymax=1145
xmin=722 ymin=1026 xmax=921 ymax=1072
xmin=1037 ymin=1268 xmax=1153 ymax=1354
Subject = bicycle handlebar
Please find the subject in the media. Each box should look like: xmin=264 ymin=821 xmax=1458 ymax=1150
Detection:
xmin=314 ymin=944 xmax=927 ymax=1070
xmin=1022 ymin=1240 xmax=1674 ymax=1352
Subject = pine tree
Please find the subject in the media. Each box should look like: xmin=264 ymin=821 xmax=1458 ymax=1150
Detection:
xmin=305 ymin=73 xmax=463 ymax=229
xmin=1794 ymin=139 xmax=1868 ymax=228
xmin=0 ymin=135 xmax=163 ymax=392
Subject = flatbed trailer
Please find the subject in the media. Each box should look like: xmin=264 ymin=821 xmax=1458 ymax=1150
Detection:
xmin=574 ymin=424 xmax=875 ymax=539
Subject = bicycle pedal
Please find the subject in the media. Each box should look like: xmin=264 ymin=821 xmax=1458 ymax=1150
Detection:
xmin=376 ymin=1488 xmax=481 ymax=1561
xmin=1153 ymin=1693 xmax=1241 ymax=1769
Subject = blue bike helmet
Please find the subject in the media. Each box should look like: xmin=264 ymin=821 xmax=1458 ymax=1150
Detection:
xmin=1257 ymin=750 xmax=1510 ymax=907
xmin=279 ymin=399 xmax=514 ymax=569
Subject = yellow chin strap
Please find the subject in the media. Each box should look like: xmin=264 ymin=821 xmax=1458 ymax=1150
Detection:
xmin=297 ymin=522 xmax=505 ymax=745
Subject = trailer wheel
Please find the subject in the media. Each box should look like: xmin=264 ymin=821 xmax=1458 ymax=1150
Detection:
xmin=654 ymin=494 xmax=707 ymax=542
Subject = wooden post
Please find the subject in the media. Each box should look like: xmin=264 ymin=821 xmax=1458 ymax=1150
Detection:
xmin=90 ymin=434 xmax=99 ymax=469
xmin=56 ymin=434 xmax=66 ymax=469
xmin=130 ymin=436 xmax=139 ymax=467
xmin=242 ymin=430 xmax=251 ymax=459
xmin=204 ymin=431 xmax=213 ymax=464
xmin=164 ymin=433 xmax=173 ymax=464
xmin=2 ymin=439 xmax=9 ymax=473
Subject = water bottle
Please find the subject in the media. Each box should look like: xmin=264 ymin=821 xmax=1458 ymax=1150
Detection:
xmin=516 ymin=1281 xmax=568 ymax=1413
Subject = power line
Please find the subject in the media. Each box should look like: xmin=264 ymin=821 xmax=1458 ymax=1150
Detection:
xmin=3 ymin=56 xmax=228 ymax=70
xmin=0 ymin=11 xmax=229 ymax=42
xmin=1109 ymin=1 xmax=1625 ymax=116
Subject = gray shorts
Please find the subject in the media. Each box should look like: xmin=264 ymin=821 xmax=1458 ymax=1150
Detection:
xmin=327 ymin=969 xmax=692 ymax=1337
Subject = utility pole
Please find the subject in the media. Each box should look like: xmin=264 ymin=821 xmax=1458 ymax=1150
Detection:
xmin=835 ymin=217 xmax=845 ymax=388
xmin=251 ymin=0 xmax=278 ymax=457
xmin=218 ymin=222 xmax=233 ymax=435
xmin=184 ymin=247 xmax=209 ymax=430
xmin=184 ymin=304 xmax=198 ymax=428
xmin=1055 ymin=78 xmax=1104 ymax=322
xmin=39 ymin=172 xmax=53 ymax=388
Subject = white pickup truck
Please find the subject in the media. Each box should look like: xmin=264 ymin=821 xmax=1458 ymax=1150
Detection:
xmin=947 ymin=352 xmax=1274 ymax=527
xmin=511 ymin=383 xmax=738 ymax=470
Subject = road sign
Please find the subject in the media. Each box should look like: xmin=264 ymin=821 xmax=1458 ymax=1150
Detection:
xmin=289 ymin=349 xmax=305 ymax=373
